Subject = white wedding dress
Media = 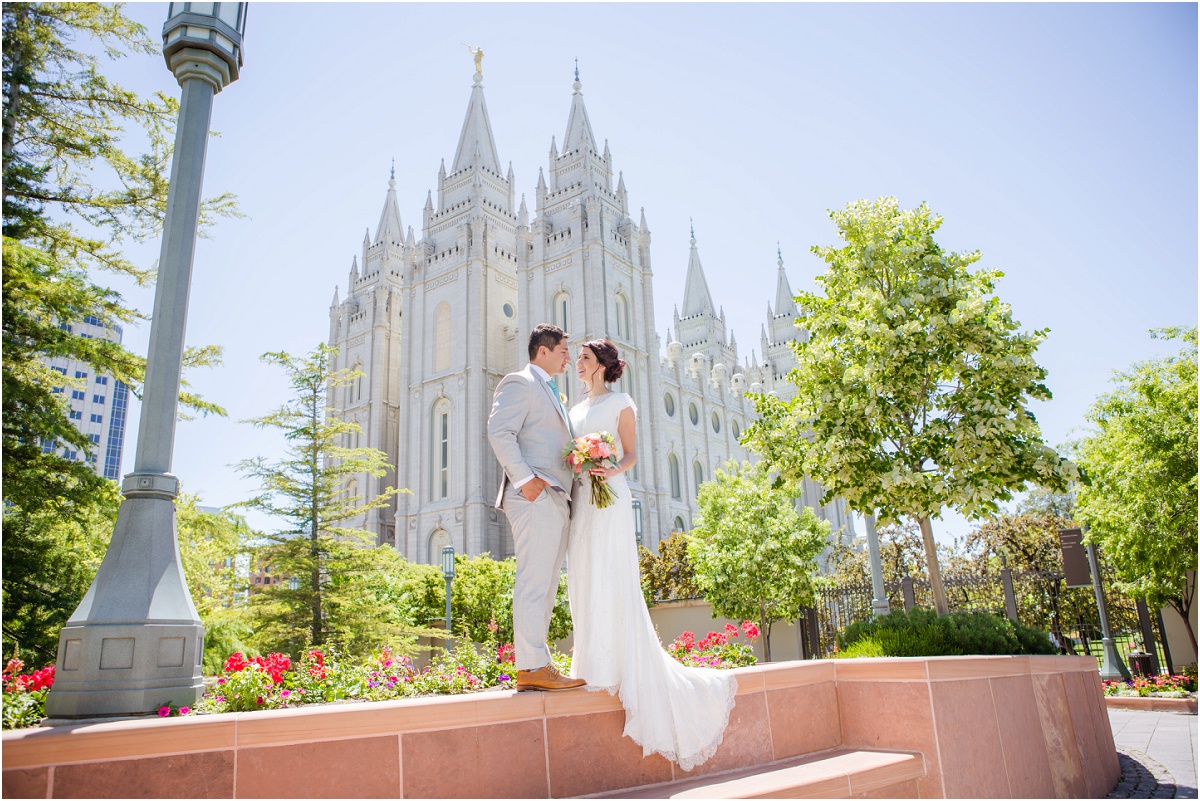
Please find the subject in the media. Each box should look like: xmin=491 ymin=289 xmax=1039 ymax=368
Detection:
xmin=566 ymin=391 xmax=737 ymax=772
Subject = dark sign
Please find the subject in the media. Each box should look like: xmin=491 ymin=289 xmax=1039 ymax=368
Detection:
xmin=1059 ymin=528 xmax=1092 ymax=588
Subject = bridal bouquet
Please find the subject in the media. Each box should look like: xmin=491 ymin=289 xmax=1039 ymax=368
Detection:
xmin=563 ymin=431 xmax=620 ymax=508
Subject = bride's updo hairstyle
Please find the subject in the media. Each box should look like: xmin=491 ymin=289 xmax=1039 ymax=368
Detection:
xmin=584 ymin=339 xmax=625 ymax=384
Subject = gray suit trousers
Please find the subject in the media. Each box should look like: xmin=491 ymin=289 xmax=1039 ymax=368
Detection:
xmin=502 ymin=483 xmax=570 ymax=671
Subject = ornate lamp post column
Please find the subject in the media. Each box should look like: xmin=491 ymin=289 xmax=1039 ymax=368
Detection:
xmin=441 ymin=546 xmax=457 ymax=651
xmin=45 ymin=2 xmax=246 ymax=719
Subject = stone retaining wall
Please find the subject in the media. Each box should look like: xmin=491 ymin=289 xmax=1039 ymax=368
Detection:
xmin=2 ymin=655 xmax=1117 ymax=798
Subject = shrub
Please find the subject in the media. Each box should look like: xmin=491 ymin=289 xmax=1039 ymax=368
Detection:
xmin=839 ymin=608 xmax=1056 ymax=657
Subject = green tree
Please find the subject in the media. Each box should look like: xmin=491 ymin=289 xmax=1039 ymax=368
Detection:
xmin=233 ymin=344 xmax=407 ymax=655
xmin=638 ymin=532 xmax=701 ymax=604
xmin=450 ymin=553 xmax=572 ymax=645
xmin=174 ymin=496 xmax=256 ymax=673
xmin=2 ymin=485 xmax=256 ymax=670
xmin=1076 ymin=327 xmax=1198 ymax=652
xmin=962 ymin=511 xmax=1076 ymax=647
xmin=687 ymin=461 xmax=828 ymax=661
xmin=2 ymin=3 xmax=235 ymax=655
xmin=2 ymin=2 xmax=234 ymax=514
xmin=744 ymin=198 xmax=1076 ymax=614
xmin=827 ymin=521 xmax=929 ymax=589
xmin=0 ymin=480 xmax=117 ymax=662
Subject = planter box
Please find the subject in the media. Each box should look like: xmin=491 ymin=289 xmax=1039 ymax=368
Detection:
xmin=1104 ymin=695 xmax=1197 ymax=714
xmin=2 ymin=655 xmax=1117 ymax=799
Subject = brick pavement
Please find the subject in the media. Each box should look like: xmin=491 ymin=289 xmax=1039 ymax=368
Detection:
xmin=1107 ymin=708 xmax=1198 ymax=799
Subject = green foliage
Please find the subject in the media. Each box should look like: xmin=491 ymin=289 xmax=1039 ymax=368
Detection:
xmin=964 ymin=512 xmax=1074 ymax=573
xmin=450 ymin=553 xmax=572 ymax=644
xmin=1076 ymin=328 xmax=1197 ymax=648
xmin=1 ymin=689 xmax=47 ymax=730
xmin=233 ymin=344 xmax=414 ymax=655
xmin=2 ymin=3 xmax=236 ymax=658
xmin=744 ymin=198 xmax=1077 ymax=613
xmin=838 ymin=607 xmax=1055 ymax=657
xmin=2 ymin=3 xmax=236 ymax=515
xmin=213 ymin=663 xmax=279 ymax=712
xmin=835 ymin=638 xmax=887 ymax=659
xmin=1 ymin=480 xmax=118 ymax=661
xmin=174 ymin=495 xmax=256 ymax=673
xmin=826 ymin=520 xmax=929 ymax=588
xmin=688 ymin=461 xmax=828 ymax=661
xmin=639 ymin=531 xmax=701 ymax=604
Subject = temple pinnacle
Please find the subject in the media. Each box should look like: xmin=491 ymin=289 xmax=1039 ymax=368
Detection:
xmin=575 ymin=58 xmax=580 ymax=82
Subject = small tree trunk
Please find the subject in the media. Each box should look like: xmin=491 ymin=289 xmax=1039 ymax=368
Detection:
xmin=917 ymin=517 xmax=949 ymax=615
xmin=1169 ymin=598 xmax=1196 ymax=655
xmin=759 ymin=603 xmax=772 ymax=663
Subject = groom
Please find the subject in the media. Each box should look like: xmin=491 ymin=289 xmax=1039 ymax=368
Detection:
xmin=487 ymin=324 xmax=586 ymax=692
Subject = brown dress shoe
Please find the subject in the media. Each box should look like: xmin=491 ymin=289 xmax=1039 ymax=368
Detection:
xmin=516 ymin=664 xmax=586 ymax=692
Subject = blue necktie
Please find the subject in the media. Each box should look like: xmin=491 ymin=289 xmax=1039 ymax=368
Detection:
xmin=547 ymin=378 xmax=572 ymax=435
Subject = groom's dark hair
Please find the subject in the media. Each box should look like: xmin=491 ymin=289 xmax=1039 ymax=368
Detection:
xmin=528 ymin=323 xmax=568 ymax=360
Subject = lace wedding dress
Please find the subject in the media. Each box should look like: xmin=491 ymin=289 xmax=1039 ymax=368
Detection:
xmin=567 ymin=391 xmax=737 ymax=771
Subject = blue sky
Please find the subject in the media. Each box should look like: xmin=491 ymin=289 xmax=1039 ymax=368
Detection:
xmin=93 ymin=2 xmax=1197 ymax=543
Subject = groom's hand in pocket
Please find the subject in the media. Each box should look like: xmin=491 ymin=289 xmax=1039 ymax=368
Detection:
xmin=520 ymin=476 xmax=548 ymax=502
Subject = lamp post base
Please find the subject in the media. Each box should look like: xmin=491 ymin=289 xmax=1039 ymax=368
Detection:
xmin=43 ymin=622 xmax=205 ymax=718
xmin=43 ymin=476 xmax=205 ymax=719
xmin=1098 ymin=636 xmax=1133 ymax=682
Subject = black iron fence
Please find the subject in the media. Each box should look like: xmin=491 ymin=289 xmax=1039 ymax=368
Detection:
xmin=800 ymin=563 xmax=1175 ymax=675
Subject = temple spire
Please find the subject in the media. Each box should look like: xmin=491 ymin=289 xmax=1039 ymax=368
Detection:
xmin=374 ymin=168 xmax=403 ymax=243
xmin=451 ymin=71 xmax=502 ymax=173
xmin=681 ymin=224 xmax=716 ymax=318
xmin=562 ymin=67 xmax=598 ymax=154
xmin=774 ymin=245 xmax=798 ymax=316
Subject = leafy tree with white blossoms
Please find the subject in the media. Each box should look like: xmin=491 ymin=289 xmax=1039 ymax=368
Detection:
xmin=744 ymin=198 xmax=1076 ymax=615
xmin=687 ymin=461 xmax=828 ymax=662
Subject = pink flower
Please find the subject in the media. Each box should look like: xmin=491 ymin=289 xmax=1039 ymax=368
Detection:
xmin=157 ymin=706 xmax=171 ymax=717
xmin=256 ymin=696 xmax=264 ymax=705
xmin=742 ymin=621 xmax=760 ymax=640
xmin=725 ymin=623 xmax=739 ymax=638
xmin=179 ymin=707 xmax=191 ymax=716
xmin=280 ymin=690 xmax=291 ymax=699
xmin=216 ymin=677 xmax=226 ymax=685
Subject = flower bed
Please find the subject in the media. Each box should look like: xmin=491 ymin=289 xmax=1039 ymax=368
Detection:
xmin=667 ymin=621 xmax=760 ymax=668
xmin=0 ymin=623 xmax=758 ymax=729
xmin=1103 ymin=672 xmax=1197 ymax=698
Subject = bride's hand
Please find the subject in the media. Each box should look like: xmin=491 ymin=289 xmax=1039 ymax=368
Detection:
xmin=588 ymin=466 xmax=617 ymax=480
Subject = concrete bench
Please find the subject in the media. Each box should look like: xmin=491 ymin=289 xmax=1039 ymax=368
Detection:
xmin=593 ymin=748 xmax=924 ymax=799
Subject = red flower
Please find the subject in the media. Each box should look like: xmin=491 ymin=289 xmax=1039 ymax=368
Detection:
xmin=305 ymin=649 xmax=327 ymax=679
xmin=741 ymin=621 xmax=760 ymax=640
xmin=725 ymin=623 xmax=740 ymax=638
xmin=224 ymin=652 xmax=249 ymax=673
xmin=27 ymin=666 xmax=54 ymax=691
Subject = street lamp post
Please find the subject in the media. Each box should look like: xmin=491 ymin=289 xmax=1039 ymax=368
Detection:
xmin=632 ymin=498 xmax=644 ymax=547
xmin=44 ymin=2 xmax=246 ymax=719
xmin=1086 ymin=538 xmax=1132 ymax=681
xmin=864 ymin=514 xmax=890 ymax=618
xmin=441 ymin=545 xmax=456 ymax=650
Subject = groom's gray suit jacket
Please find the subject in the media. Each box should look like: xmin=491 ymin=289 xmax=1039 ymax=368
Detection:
xmin=487 ymin=365 xmax=574 ymax=508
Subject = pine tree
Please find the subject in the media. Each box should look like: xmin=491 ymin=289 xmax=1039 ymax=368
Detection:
xmin=234 ymin=344 xmax=411 ymax=655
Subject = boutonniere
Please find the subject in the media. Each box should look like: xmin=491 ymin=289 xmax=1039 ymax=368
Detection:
xmin=559 ymin=393 xmax=568 ymax=405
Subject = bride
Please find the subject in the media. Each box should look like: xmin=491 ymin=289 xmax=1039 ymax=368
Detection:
xmin=566 ymin=339 xmax=737 ymax=772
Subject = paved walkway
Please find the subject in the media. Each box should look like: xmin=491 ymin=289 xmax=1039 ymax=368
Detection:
xmin=1108 ymin=708 xmax=1198 ymax=799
